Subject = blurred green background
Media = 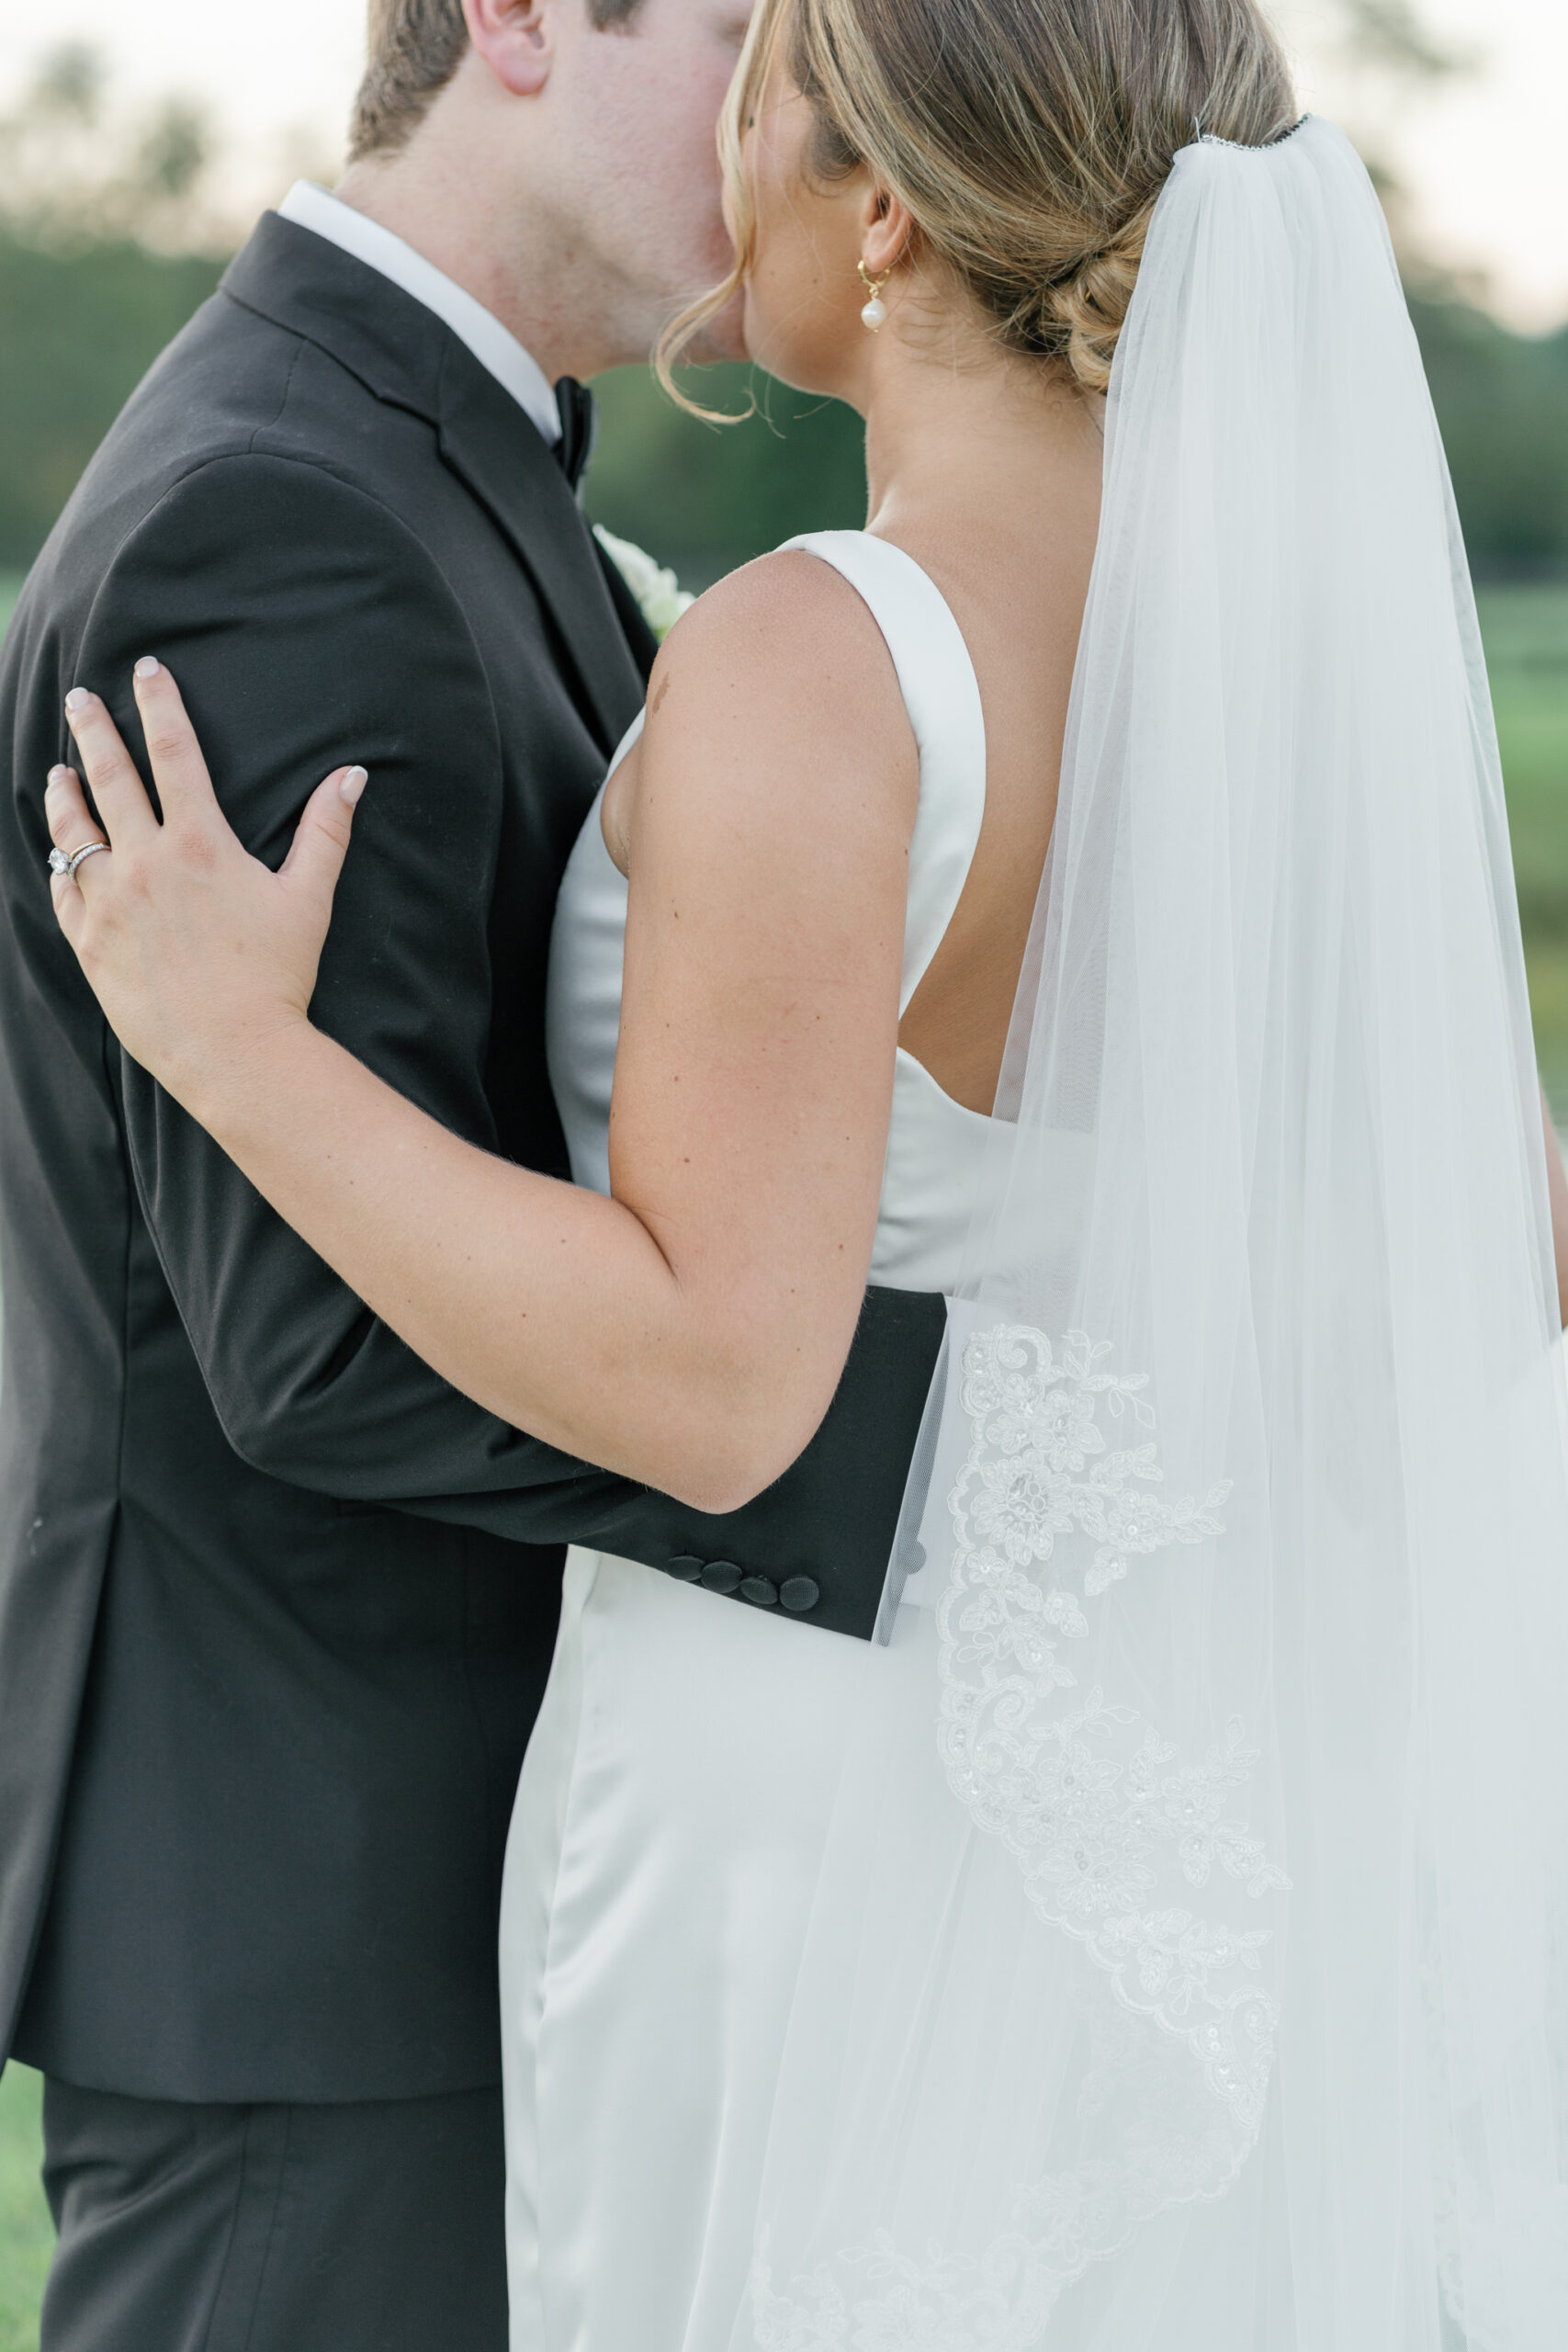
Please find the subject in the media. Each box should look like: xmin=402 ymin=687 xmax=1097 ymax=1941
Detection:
xmin=4 ymin=272 xmax=1565 ymax=1105
xmin=3 ymin=8 xmax=1567 ymax=2338
xmin=0 ymin=2068 xmax=49 ymax=2352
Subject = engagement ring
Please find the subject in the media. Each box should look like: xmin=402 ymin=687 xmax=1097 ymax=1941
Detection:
xmin=49 ymin=841 xmax=109 ymax=882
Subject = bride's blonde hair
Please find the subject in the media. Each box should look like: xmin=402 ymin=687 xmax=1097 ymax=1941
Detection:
xmin=659 ymin=0 xmax=1297 ymax=399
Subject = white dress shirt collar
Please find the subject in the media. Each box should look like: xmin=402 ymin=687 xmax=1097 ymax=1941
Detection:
xmin=276 ymin=181 xmax=562 ymax=448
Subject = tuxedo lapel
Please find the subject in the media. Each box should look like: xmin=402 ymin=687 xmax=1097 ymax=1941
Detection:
xmin=222 ymin=215 xmax=646 ymax=757
xmin=433 ymin=347 xmax=644 ymax=755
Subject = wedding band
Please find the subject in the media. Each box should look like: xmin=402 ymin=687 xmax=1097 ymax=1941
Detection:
xmin=48 ymin=841 xmax=110 ymax=882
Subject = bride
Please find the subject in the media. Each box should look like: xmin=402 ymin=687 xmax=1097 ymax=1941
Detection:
xmin=42 ymin=0 xmax=1568 ymax=2343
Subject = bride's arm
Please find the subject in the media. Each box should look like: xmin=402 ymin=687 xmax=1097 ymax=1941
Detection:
xmin=49 ymin=553 xmax=917 ymax=1514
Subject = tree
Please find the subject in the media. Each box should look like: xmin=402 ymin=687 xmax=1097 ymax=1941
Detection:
xmin=1333 ymin=0 xmax=1462 ymax=81
xmin=0 ymin=44 xmax=222 ymax=254
xmin=0 ymin=27 xmax=1562 ymax=589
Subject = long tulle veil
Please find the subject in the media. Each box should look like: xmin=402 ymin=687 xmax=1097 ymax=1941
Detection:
xmin=732 ymin=117 xmax=1568 ymax=2350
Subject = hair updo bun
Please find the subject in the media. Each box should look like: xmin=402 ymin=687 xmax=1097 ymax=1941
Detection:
xmin=663 ymin=0 xmax=1298 ymax=399
xmin=1017 ymin=198 xmax=1163 ymax=393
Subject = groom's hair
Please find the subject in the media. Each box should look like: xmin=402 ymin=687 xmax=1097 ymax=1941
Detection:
xmin=349 ymin=0 xmax=645 ymax=160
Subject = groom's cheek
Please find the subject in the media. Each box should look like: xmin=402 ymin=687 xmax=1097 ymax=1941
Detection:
xmin=566 ymin=0 xmax=745 ymax=309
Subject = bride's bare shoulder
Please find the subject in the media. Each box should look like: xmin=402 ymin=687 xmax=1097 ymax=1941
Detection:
xmin=668 ymin=541 xmax=881 ymax=647
xmin=607 ymin=547 xmax=915 ymax=870
xmin=656 ymin=546 xmax=904 ymax=724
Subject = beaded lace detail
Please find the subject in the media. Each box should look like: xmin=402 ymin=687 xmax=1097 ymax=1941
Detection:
xmin=937 ymin=1327 xmax=1287 ymax=2109
xmin=1192 ymin=114 xmax=1310 ymax=154
xmin=752 ymin=1327 xmax=1290 ymax=2349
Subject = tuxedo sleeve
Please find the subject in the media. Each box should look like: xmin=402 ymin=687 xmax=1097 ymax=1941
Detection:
xmin=79 ymin=453 xmax=946 ymax=1638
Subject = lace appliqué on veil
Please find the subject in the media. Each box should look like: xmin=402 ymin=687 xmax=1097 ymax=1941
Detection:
xmin=939 ymin=1327 xmax=1283 ymax=2112
xmin=752 ymin=1327 xmax=1290 ymax=2352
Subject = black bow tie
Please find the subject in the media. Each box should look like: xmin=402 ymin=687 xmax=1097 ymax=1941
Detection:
xmin=554 ymin=378 xmax=596 ymax=490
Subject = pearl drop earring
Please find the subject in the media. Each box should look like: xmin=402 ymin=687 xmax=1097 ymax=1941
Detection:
xmin=858 ymin=258 xmax=892 ymax=333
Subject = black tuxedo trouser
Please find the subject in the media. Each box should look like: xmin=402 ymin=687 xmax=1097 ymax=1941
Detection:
xmin=37 ymin=2075 xmax=507 ymax=2352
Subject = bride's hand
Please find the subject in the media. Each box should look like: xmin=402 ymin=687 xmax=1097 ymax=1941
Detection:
xmin=46 ymin=658 xmax=367 ymax=1112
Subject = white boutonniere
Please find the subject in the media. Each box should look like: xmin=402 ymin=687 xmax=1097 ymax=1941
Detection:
xmin=593 ymin=526 xmax=696 ymax=642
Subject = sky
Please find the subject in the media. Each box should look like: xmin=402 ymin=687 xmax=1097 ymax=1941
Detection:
xmin=0 ymin=0 xmax=1562 ymax=331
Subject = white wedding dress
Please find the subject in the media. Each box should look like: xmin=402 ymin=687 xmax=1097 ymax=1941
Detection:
xmin=500 ymin=531 xmax=993 ymax=2351
xmin=503 ymin=126 xmax=1568 ymax=2351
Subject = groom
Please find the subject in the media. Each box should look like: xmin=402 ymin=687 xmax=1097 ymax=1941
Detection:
xmin=0 ymin=3 xmax=945 ymax=2346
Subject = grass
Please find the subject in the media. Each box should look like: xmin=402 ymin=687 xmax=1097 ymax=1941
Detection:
xmin=0 ymin=2069 xmax=51 ymax=2350
xmin=1479 ymin=587 xmax=1568 ymax=1109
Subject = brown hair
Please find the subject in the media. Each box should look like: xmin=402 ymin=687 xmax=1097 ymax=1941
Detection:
xmin=348 ymin=0 xmax=647 ymax=161
xmin=660 ymin=0 xmax=1297 ymax=398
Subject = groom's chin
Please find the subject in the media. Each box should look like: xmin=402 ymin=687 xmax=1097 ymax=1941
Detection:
xmin=680 ymin=288 xmax=749 ymax=368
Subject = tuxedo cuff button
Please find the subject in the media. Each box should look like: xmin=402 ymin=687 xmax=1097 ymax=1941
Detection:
xmin=667 ymin=1555 xmax=705 ymax=1582
xmin=700 ymin=1560 xmax=742 ymax=1596
xmin=739 ymin=1576 xmax=778 ymax=1607
xmin=779 ymin=1577 xmax=819 ymax=1614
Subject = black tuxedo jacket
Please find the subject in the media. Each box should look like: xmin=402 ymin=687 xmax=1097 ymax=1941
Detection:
xmin=0 ymin=216 xmax=944 ymax=2103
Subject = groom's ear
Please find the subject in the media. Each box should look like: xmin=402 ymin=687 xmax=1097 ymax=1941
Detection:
xmin=463 ymin=0 xmax=558 ymax=97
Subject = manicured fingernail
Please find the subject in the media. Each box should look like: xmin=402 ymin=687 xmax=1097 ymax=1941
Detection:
xmin=64 ymin=688 xmax=89 ymax=714
xmin=133 ymin=656 xmax=161 ymax=681
xmin=47 ymin=765 xmax=71 ymax=787
xmin=339 ymin=766 xmax=368 ymax=808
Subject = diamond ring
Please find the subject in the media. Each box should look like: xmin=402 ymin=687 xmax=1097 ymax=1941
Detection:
xmin=48 ymin=841 xmax=110 ymax=883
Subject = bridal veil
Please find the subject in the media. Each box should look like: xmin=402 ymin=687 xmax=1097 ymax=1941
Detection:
xmin=736 ymin=117 xmax=1568 ymax=2350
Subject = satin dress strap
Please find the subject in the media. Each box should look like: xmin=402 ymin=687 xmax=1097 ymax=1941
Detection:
xmin=778 ymin=530 xmax=987 ymax=1014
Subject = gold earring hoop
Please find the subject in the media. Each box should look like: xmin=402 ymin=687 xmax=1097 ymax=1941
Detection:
xmin=858 ymin=257 xmax=893 ymax=333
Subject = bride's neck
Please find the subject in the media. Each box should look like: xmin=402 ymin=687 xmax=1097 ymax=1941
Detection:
xmin=859 ymin=329 xmax=1103 ymax=547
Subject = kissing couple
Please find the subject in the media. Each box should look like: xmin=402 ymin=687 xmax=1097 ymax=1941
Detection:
xmin=5 ymin=0 xmax=1568 ymax=2346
